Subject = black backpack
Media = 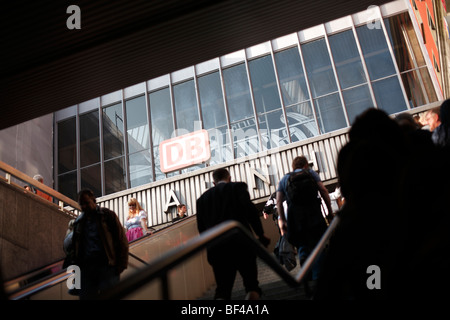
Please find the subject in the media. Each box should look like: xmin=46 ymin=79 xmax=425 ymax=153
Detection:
xmin=286 ymin=170 xmax=319 ymax=205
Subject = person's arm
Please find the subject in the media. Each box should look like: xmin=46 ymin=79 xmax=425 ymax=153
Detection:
xmin=141 ymin=217 xmax=149 ymax=235
xmin=196 ymin=197 xmax=206 ymax=233
xmin=237 ymin=183 xmax=270 ymax=247
xmin=317 ymin=181 xmax=333 ymax=219
xmin=140 ymin=210 xmax=150 ymax=235
xmin=276 ymin=191 xmax=287 ymax=235
xmin=106 ymin=209 xmax=129 ymax=274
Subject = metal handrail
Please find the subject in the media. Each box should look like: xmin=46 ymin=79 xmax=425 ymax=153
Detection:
xmin=97 ymin=215 xmax=341 ymax=300
xmin=4 ymin=216 xmax=194 ymax=300
xmin=295 ymin=215 xmax=340 ymax=283
xmin=5 ymin=217 xmax=196 ymax=299
xmin=7 ymin=270 xmax=72 ymax=300
xmin=6 ymin=249 xmax=151 ymax=300
xmin=0 ymin=160 xmax=81 ymax=212
xmin=6 ymin=214 xmax=340 ymax=300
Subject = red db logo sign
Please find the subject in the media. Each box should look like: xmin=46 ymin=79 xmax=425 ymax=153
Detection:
xmin=159 ymin=130 xmax=211 ymax=173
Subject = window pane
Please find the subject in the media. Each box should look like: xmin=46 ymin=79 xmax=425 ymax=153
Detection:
xmin=58 ymin=117 xmax=77 ymax=173
xmin=58 ymin=171 xmax=77 ymax=201
xmin=231 ymin=119 xmax=259 ymax=158
xmin=372 ymin=76 xmax=407 ymax=114
xmin=419 ymin=67 xmax=438 ymax=103
xmin=314 ymin=93 xmax=347 ymax=133
xmin=181 ymin=163 xmax=206 ymax=175
xmin=79 ymin=110 xmax=100 ymax=168
xmin=248 ymin=55 xmax=282 ymax=114
xmin=150 ymin=88 xmax=175 ymax=182
xmin=81 ymin=164 xmax=102 ymax=197
xmin=274 ymin=47 xmax=310 ymax=105
xmin=126 ymin=96 xmax=149 ymax=154
xmin=329 ymin=30 xmax=367 ymax=89
xmin=129 ymin=150 xmax=153 ymax=188
xmin=150 ymin=87 xmax=174 ymax=145
xmin=153 ymin=146 xmax=177 ymax=181
xmin=153 ymin=147 xmax=164 ymax=181
xmin=198 ymin=72 xmax=227 ymax=130
xmin=259 ymin=109 xmax=289 ymax=149
xmin=104 ymin=157 xmax=126 ymax=195
xmin=103 ymin=103 xmax=125 ymax=161
xmin=401 ymin=70 xmax=427 ymax=108
xmin=285 ymin=101 xmax=318 ymax=142
xmin=173 ymin=80 xmax=200 ymax=133
xmin=357 ymin=25 xmax=396 ymax=80
xmin=208 ymin=126 xmax=233 ymax=165
xmin=302 ymin=38 xmax=338 ymax=98
xmin=384 ymin=13 xmax=438 ymax=108
xmin=384 ymin=13 xmax=426 ymax=72
xmin=223 ymin=63 xmax=254 ymax=122
xmin=342 ymin=85 xmax=375 ymax=124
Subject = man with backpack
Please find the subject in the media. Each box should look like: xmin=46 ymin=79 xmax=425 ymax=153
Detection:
xmin=276 ymin=156 xmax=333 ymax=282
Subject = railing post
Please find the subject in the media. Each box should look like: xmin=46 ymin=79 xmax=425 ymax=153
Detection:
xmin=161 ymin=273 xmax=170 ymax=300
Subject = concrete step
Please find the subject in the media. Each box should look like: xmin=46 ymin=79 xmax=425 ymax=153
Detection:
xmin=199 ymin=255 xmax=314 ymax=300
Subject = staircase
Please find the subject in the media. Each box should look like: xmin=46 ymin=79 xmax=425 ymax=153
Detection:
xmin=199 ymin=256 xmax=314 ymax=300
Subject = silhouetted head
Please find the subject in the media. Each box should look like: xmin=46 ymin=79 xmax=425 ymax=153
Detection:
xmin=292 ymin=156 xmax=309 ymax=171
xmin=212 ymin=168 xmax=231 ymax=185
xmin=78 ymin=189 xmax=97 ymax=213
xmin=440 ymin=99 xmax=450 ymax=127
xmin=349 ymin=108 xmax=404 ymax=146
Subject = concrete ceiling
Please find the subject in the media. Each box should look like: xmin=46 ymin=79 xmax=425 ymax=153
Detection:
xmin=1 ymin=0 xmax=392 ymax=130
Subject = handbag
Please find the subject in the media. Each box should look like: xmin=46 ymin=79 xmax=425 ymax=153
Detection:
xmin=274 ymin=235 xmax=297 ymax=271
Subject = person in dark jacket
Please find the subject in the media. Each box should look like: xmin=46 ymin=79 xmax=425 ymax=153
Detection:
xmin=68 ymin=189 xmax=129 ymax=299
xmin=432 ymin=99 xmax=450 ymax=148
xmin=196 ymin=168 xmax=270 ymax=300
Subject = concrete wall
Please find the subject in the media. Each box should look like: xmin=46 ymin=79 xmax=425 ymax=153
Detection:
xmin=0 ymin=179 xmax=71 ymax=280
xmin=0 ymin=114 xmax=54 ymax=189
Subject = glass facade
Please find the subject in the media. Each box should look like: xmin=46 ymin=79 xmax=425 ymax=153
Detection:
xmin=55 ymin=9 xmax=440 ymax=200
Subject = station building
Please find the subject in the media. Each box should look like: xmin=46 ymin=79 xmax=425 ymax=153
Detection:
xmin=3 ymin=0 xmax=450 ymax=228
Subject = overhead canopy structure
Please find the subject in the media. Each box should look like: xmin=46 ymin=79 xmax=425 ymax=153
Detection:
xmin=1 ymin=0 xmax=392 ymax=130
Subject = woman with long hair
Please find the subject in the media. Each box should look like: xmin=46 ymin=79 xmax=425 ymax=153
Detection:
xmin=125 ymin=198 xmax=150 ymax=242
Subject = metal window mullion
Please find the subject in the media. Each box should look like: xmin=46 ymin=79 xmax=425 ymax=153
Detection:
xmin=351 ymin=17 xmax=378 ymax=109
xmin=218 ymin=60 xmax=234 ymax=160
xmin=295 ymin=33 xmax=322 ymax=135
xmin=53 ymin=116 xmax=59 ymax=192
xmin=270 ymin=40 xmax=292 ymax=144
xmin=399 ymin=19 xmax=429 ymax=104
xmin=324 ymin=27 xmax=350 ymax=127
xmin=244 ymin=51 xmax=264 ymax=153
xmin=193 ymin=66 xmax=208 ymax=167
xmin=169 ymin=75 xmax=177 ymax=135
xmin=144 ymin=81 xmax=157 ymax=181
xmin=406 ymin=4 xmax=443 ymax=100
xmin=193 ymin=67 xmax=203 ymax=132
xmin=377 ymin=6 xmax=411 ymax=110
xmin=98 ymin=98 xmax=105 ymax=196
xmin=121 ymin=89 xmax=131 ymax=189
xmin=168 ymin=74 xmax=181 ymax=176
xmin=76 ymin=105 xmax=81 ymax=194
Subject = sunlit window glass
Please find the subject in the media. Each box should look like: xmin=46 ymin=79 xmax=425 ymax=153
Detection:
xmin=79 ymin=110 xmax=100 ymax=168
xmin=103 ymin=103 xmax=125 ymax=161
xmin=173 ymin=79 xmax=200 ymax=134
xmin=58 ymin=117 xmax=77 ymax=173
xmin=126 ymin=96 xmax=150 ymax=154
xmin=223 ymin=63 xmax=254 ymax=123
